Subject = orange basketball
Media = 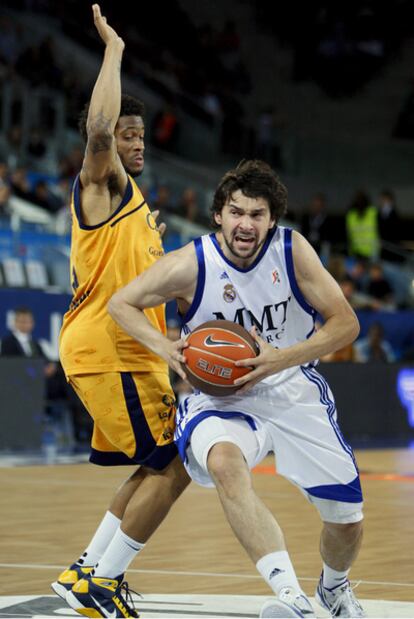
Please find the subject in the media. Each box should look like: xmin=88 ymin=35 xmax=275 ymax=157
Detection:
xmin=182 ymin=320 xmax=260 ymax=396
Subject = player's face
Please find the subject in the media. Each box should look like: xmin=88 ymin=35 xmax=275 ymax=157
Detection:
xmin=115 ymin=116 xmax=145 ymax=176
xmin=214 ymin=190 xmax=275 ymax=267
xmin=14 ymin=313 xmax=34 ymax=334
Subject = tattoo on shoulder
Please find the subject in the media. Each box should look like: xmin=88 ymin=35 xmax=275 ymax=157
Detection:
xmin=87 ymin=111 xmax=113 ymax=154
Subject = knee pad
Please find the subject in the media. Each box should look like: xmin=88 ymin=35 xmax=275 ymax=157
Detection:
xmin=190 ymin=415 xmax=260 ymax=475
xmin=307 ymin=495 xmax=364 ymax=524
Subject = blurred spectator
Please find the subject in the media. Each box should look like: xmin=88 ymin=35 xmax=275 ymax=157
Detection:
xmin=27 ymin=128 xmax=47 ymax=159
xmin=338 ymin=276 xmax=371 ymax=311
xmin=255 ymin=106 xmax=282 ymax=168
xmin=30 ymin=179 xmax=64 ymax=214
xmin=347 ymin=258 xmax=369 ymax=292
xmin=0 ymin=307 xmax=64 ymax=399
xmin=15 ymin=36 xmax=63 ymax=90
xmin=200 ymin=85 xmax=222 ymax=119
xmin=320 ymin=342 xmax=356 ymax=362
xmin=217 ymin=20 xmax=241 ymax=58
xmin=366 ymin=263 xmax=395 ymax=309
xmin=58 ymin=145 xmax=84 ymax=182
xmin=346 ymin=191 xmax=380 ymax=259
xmin=1 ymin=306 xmax=53 ymax=362
xmin=354 ymin=322 xmax=396 ymax=363
xmin=317 ymin=318 xmax=356 ymax=361
xmin=151 ymin=99 xmax=180 ymax=152
xmin=10 ymin=166 xmax=32 ymax=202
xmin=301 ymin=192 xmax=331 ymax=255
xmin=152 ymin=184 xmax=174 ymax=214
xmin=0 ymin=307 xmax=90 ymax=445
xmin=0 ymin=161 xmax=11 ymax=222
xmin=377 ymin=189 xmax=402 ymax=261
xmin=6 ymin=125 xmax=23 ymax=168
xmin=176 ymin=187 xmax=199 ymax=223
xmin=0 ymin=16 xmax=21 ymax=68
xmin=327 ymin=254 xmax=347 ymax=282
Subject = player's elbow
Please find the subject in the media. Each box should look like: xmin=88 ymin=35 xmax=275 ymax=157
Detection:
xmin=346 ymin=310 xmax=360 ymax=343
xmin=108 ymin=291 xmax=123 ymax=322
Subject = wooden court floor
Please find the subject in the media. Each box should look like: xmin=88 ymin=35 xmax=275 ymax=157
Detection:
xmin=0 ymin=449 xmax=413 ymax=603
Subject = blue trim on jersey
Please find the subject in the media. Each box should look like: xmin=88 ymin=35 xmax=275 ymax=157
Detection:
xmin=305 ymin=475 xmax=362 ymax=503
xmin=73 ymin=174 xmax=134 ymax=230
xmin=181 ymin=237 xmax=206 ymax=323
xmin=175 ymin=408 xmax=257 ymax=463
xmin=284 ymin=228 xmax=315 ymax=316
xmin=209 ymin=227 xmax=277 ymax=273
xmin=306 ymin=326 xmax=316 ymax=339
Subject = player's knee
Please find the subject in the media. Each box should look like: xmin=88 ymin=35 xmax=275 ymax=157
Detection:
xmin=207 ymin=442 xmax=247 ymax=489
xmin=324 ymin=520 xmax=363 ymax=547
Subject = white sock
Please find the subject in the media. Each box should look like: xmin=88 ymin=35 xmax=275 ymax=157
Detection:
xmin=77 ymin=511 xmax=121 ymax=567
xmin=256 ymin=551 xmax=302 ymax=596
xmin=93 ymin=528 xmax=145 ymax=578
xmin=322 ymin=562 xmax=349 ymax=590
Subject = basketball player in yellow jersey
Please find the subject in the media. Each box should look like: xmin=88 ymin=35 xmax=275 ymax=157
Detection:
xmin=52 ymin=5 xmax=190 ymax=618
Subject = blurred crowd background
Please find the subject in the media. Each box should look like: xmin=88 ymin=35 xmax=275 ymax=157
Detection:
xmin=1 ymin=0 xmax=414 ymax=450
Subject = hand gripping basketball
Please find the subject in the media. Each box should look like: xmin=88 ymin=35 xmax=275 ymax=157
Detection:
xmin=181 ymin=320 xmax=260 ymax=396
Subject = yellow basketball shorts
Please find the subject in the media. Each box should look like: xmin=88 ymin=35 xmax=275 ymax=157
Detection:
xmin=69 ymin=371 xmax=178 ymax=470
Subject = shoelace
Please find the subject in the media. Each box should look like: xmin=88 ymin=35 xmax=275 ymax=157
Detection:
xmin=114 ymin=581 xmax=142 ymax=617
xmin=329 ymin=580 xmax=364 ymax=616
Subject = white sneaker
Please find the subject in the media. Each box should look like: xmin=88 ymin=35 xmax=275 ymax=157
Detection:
xmin=315 ymin=573 xmax=366 ymax=617
xmin=260 ymin=587 xmax=315 ymax=617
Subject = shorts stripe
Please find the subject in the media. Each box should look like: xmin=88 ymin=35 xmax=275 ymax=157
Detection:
xmin=121 ymin=372 xmax=156 ymax=461
xmin=301 ymin=366 xmax=358 ymax=470
xmin=306 ymin=475 xmax=363 ymax=503
xmin=175 ymin=406 xmax=257 ymax=463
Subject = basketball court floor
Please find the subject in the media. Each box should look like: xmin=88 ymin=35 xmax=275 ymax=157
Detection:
xmin=1 ymin=448 xmax=413 ymax=618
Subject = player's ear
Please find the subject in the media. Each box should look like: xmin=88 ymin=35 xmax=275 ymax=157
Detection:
xmin=214 ymin=211 xmax=222 ymax=226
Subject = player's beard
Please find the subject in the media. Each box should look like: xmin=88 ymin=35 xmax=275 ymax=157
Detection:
xmin=221 ymin=229 xmax=265 ymax=261
xmin=125 ymin=164 xmax=143 ymax=177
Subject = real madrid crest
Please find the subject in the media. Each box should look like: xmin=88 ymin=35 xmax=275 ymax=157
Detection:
xmin=223 ymin=283 xmax=236 ymax=303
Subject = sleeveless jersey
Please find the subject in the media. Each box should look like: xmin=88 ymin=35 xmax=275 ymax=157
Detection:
xmin=59 ymin=174 xmax=168 ymax=376
xmin=181 ymin=226 xmax=317 ymax=385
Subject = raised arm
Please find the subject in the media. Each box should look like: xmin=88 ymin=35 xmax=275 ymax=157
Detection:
xmin=80 ymin=4 xmax=127 ymax=189
xmin=108 ymin=243 xmax=198 ymax=377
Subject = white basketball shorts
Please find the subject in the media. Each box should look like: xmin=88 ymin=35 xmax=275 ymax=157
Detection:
xmin=175 ymin=365 xmax=363 ymax=524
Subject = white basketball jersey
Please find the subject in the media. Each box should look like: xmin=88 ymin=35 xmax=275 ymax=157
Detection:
xmin=181 ymin=226 xmax=317 ymax=385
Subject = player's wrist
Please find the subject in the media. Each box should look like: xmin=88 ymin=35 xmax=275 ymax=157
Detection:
xmin=105 ymin=39 xmax=124 ymax=53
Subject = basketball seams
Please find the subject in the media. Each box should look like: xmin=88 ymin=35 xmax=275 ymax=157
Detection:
xmin=184 ymin=364 xmax=241 ymax=389
xmin=187 ymin=345 xmax=254 ymax=364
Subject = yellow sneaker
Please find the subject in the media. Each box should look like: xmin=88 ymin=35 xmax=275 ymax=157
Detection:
xmin=66 ymin=574 xmax=139 ymax=618
xmin=51 ymin=563 xmax=94 ymax=600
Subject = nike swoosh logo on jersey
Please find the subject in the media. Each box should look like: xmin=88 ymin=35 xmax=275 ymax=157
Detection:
xmin=204 ymin=335 xmax=245 ymax=348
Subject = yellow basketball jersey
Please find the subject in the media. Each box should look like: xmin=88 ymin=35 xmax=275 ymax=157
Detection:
xmin=59 ymin=174 xmax=168 ymax=376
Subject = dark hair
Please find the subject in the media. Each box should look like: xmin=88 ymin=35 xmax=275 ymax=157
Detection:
xmin=14 ymin=307 xmax=33 ymax=316
xmin=210 ymin=160 xmax=287 ymax=228
xmin=380 ymin=189 xmax=394 ymax=200
xmin=350 ymin=190 xmax=370 ymax=212
xmin=78 ymin=94 xmax=145 ymax=142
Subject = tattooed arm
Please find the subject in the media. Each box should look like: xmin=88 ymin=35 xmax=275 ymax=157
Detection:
xmin=80 ymin=4 xmax=127 ymax=194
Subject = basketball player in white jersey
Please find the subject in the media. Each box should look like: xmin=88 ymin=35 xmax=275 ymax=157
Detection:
xmin=108 ymin=160 xmax=365 ymax=618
